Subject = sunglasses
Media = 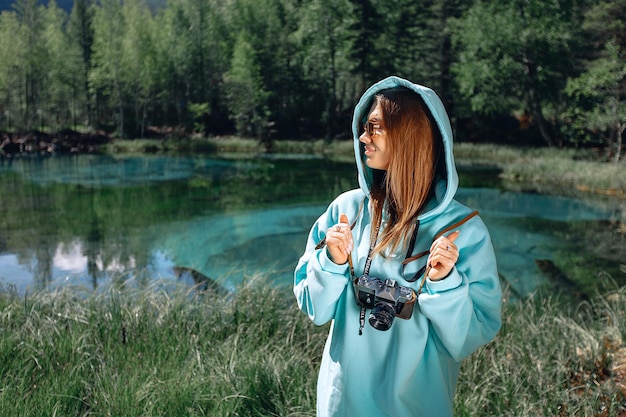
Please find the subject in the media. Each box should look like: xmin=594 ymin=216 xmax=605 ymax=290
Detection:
xmin=363 ymin=121 xmax=384 ymax=137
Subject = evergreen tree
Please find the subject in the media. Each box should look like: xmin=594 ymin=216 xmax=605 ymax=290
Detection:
xmin=42 ymin=0 xmax=84 ymax=131
xmin=377 ymin=0 xmax=438 ymax=84
xmin=347 ymin=0 xmax=384 ymax=91
xmin=0 ymin=11 xmax=22 ymax=130
xmin=67 ymin=0 xmax=94 ymax=128
xmin=293 ymin=0 xmax=356 ymax=137
xmin=223 ymin=32 xmax=269 ymax=140
xmin=120 ymin=0 xmax=157 ymax=136
xmin=12 ymin=0 xmax=45 ymax=130
xmin=155 ymin=0 xmax=228 ymax=132
xmin=227 ymin=0 xmax=301 ymax=137
xmin=89 ymin=0 xmax=126 ymax=136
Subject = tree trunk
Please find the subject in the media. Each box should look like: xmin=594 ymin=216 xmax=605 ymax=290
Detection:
xmin=614 ymin=127 xmax=623 ymax=163
xmin=524 ymin=54 xmax=556 ymax=147
xmin=528 ymin=89 xmax=554 ymax=148
xmin=610 ymin=94 xmax=622 ymax=163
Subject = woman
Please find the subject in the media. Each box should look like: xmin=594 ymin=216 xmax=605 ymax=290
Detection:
xmin=293 ymin=76 xmax=502 ymax=417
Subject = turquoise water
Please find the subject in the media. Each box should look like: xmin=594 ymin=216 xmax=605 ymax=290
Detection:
xmin=0 ymin=154 xmax=622 ymax=297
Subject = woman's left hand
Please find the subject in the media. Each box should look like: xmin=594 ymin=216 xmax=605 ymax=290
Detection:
xmin=427 ymin=231 xmax=460 ymax=281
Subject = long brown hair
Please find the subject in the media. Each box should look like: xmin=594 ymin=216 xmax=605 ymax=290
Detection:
xmin=368 ymin=87 xmax=444 ymax=256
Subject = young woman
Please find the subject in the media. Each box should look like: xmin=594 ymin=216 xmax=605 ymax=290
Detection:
xmin=294 ymin=76 xmax=502 ymax=417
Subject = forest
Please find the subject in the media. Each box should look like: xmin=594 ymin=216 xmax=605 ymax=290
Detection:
xmin=0 ymin=0 xmax=624 ymax=161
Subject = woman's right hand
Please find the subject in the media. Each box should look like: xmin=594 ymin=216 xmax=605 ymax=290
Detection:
xmin=325 ymin=214 xmax=353 ymax=265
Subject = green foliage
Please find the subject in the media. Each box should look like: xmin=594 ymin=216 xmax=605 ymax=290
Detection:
xmin=188 ymin=102 xmax=211 ymax=134
xmin=563 ymin=0 xmax=626 ymax=161
xmin=0 ymin=11 xmax=21 ymax=129
xmin=565 ymin=42 xmax=626 ymax=146
xmin=451 ymin=0 xmax=579 ymax=147
xmin=89 ymin=0 xmax=125 ymax=134
xmin=42 ymin=0 xmax=84 ymax=131
xmin=452 ymin=0 xmax=575 ymax=103
xmin=292 ymin=0 xmax=357 ymax=136
xmin=7 ymin=0 xmax=46 ymax=130
xmin=0 ymin=0 xmax=623 ymax=154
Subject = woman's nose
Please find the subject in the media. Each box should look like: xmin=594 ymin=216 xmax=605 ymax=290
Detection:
xmin=359 ymin=131 xmax=371 ymax=143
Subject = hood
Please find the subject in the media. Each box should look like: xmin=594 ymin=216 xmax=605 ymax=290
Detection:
xmin=351 ymin=76 xmax=458 ymax=221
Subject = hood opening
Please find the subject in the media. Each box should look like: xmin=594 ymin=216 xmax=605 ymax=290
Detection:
xmin=352 ymin=76 xmax=459 ymax=222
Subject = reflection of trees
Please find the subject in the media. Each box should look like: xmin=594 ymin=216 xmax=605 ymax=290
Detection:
xmin=0 ymin=156 xmax=357 ymax=290
xmin=85 ymin=214 xmax=104 ymax=289
xmin=32 ymin=245 xmax=53 ymax=289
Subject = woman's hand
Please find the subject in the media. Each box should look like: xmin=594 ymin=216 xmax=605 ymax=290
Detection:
xmin=326 ymin=214 xmax=353 ymax=265
xmin=427 ymin=231 xmax=460 ymax=281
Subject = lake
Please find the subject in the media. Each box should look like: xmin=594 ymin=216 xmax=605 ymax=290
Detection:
xmin=0 ymin=153 xmax=624 ymax=299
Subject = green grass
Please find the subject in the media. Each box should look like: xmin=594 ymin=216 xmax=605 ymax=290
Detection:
xmin=1 ymin=279 xmax=625 ymax=416
xmin=456 ymin=288 xmax=626 ymax=416
xmin=0 ymin=278 xmax=326 ymax=416
xmin=453 ymin=143 xmax=626 ymax=196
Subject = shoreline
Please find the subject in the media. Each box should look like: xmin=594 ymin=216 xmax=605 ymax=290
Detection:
xmin=2 ymin=134 xmax=624 ymax=200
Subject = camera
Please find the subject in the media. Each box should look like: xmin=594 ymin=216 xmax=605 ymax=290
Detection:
xmin=353 ymin=275 xmax=417 ymax=331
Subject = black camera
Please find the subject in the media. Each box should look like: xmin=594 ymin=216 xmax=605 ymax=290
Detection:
xmin=353 ymin=275 xmax=417 ymax=331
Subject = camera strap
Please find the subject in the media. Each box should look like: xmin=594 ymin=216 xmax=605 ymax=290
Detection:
xmin=361 ymin=215 xmax=382 ymax=277
xmin=354 ymin=214 xmax=382 ymax=335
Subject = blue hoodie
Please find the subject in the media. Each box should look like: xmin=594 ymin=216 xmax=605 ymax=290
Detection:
xmin=294 ymin=76 xmax=502 ymax=417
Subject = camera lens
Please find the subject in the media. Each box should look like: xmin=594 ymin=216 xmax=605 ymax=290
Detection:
xmin=369 ymin=302 xmax=396 ymax=331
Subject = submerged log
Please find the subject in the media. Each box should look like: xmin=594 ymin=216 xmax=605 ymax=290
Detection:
xmin=173 ymin=266 xmax=229 ymax=296
xmin=535 ymin=259 xmax=589 ymax=301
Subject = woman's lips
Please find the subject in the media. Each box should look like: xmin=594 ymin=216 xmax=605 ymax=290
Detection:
xmin=364 ymin=145 xmax=376 ymax=154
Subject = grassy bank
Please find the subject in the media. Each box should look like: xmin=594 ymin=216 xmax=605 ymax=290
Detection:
xmin=453 ymin=144 xmax=626 ymax=197
xmin=103 ymin=138 xmax=625 ymax=197
xmin=1 ymin=280 xmax=625 ymax=416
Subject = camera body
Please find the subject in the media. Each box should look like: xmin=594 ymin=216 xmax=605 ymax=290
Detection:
xmin=353 ymin=275 xmax=417 ymax=331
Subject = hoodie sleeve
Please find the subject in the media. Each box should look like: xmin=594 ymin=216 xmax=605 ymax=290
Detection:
xmin=418 ymin=216 xmax=502 ymax=361
xmin=293 ymin=200 xmax=353 ymax=326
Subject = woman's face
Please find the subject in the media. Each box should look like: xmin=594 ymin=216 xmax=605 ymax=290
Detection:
xmin=359 ymin=102 xmax=390 ymax=170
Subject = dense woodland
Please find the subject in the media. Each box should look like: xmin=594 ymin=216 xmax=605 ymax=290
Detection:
xmin=0 ymin=0 xmax=624 ymax=160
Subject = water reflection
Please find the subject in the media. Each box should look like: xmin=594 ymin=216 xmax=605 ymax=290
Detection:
xmin=0 ymin=154 xmax=623 ymax=298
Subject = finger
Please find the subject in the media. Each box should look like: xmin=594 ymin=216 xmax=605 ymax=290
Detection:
xmin=447 ymin=230 xmax=460 ymax=244
xmin=430 ymin=248 xmax=458 ymax=266
xmin=430 ymin=230 xmax=461 ymax=253
xmin=430 ymin=250 xmax=456 ymax=266
xmin=444 ymin=231 xmax=460 ymax=252
xmin=338 ymin=214 xmax=353 ymax=254
xmin=429 ymin=246 xmax=459 ymax=270
xmin=428 ymin=254 xmax=456 ymax=280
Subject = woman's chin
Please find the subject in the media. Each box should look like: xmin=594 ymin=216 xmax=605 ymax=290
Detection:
xmin=364 ymin=157 xmax=388 ymax=171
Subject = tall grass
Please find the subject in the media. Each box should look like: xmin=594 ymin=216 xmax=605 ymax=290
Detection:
xmin=453 ymin=143 xmax=626 ymax=195
xmin=1 ymin=279 xmax=624 ymax=416
xmin=456 ymin=287 xmax=626 ymax=416
xmin=0 ymin=278 xmax=327 ymax=416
